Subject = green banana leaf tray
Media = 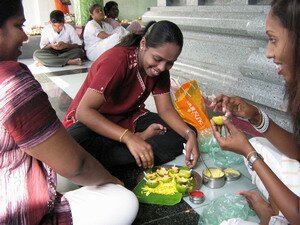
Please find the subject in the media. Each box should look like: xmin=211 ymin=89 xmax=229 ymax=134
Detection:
xmin=133 ymin=165 xmax=202 ymax=206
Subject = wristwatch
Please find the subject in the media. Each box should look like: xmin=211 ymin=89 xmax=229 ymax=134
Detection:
xmin=248 ymin=152 xmax=263 ymax=170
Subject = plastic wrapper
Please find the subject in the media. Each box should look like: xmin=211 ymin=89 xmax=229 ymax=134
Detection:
xmin=199 ymin=193 xmax=256 ymax=225
xmin=197 ymin=128 xmax=218 ymax=153
xmin=174 ymin=80 xmax=211 ymax=132
xmin=207 ymin=126 xmax=244 ymax=167
xmin=209 ymin=147 xmax=244 ymax=167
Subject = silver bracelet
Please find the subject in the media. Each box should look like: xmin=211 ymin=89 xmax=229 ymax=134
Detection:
xmin=249 ymin=107 xmax=270 ymax=133
xmin=248 ymin=152 xmax=263 ymax=170
xmin=184 ymin=129 xmax=196 ymax=140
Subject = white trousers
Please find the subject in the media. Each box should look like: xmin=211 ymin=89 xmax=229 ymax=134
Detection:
xmin=64 ymin=184 xmax=139 ymax=225
xmin=220 ymin=137 xmax=298 ymax=225
xmin=86 ymin=26 xmax=129 ymax=61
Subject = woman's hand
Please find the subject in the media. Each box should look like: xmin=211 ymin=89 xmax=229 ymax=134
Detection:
xmin=210 ymin=95 xmax=260 ymax=124
xmin=185 ymin=133 xmax=199 ymax=168
xmin=122 ymin=132 xmax=154 ymax=169
xmin=211 ymin=116 xmax=253 ymax=157
xmin=239 ymin=191 xmax=276 ymax=225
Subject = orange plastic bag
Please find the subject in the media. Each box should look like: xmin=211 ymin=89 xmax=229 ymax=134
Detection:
xmin=174 ymin=80 xmax=211 ymax=132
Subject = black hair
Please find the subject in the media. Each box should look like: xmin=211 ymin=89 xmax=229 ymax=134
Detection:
xmin=88 ymin=3 xmax=102 ymax=21
xmin=104 ymin=1 xmax=118 ymax=16
xmin=271 ymin=0 xmax=300 ymax=143
xmin=117 ymin=20 xmax=183 ymax=52
xmin=50 ymin=10 xmax=65 ymax=23
xmin=0 ymin=0 xmax=23 ymax=27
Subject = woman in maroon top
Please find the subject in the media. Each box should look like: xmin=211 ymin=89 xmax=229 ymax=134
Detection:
xmin=64 ymin=21 xmax=199 ymax=174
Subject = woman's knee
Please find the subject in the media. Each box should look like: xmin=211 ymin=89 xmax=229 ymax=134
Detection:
xmin=64 ymin=184 xmax=139 ymax=225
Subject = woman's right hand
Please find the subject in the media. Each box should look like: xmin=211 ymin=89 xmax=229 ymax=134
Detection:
xmin=122 ymin=132 xmax=154 ymax=169
xmin=210 ymin=95 xmax=260 ymax=123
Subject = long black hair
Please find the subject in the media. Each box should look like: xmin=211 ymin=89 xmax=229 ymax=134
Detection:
xmin=117 ymin=20 xmax=183 ymax=52
xmin=271 ymin=0 xmax=300 ymax=143
xmin=0 ymin=0 xmax=23 ymax=28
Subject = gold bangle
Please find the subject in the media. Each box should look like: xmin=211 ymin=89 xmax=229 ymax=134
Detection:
xmin=119 ymin=129 xmax=129 ymax=143
xmin=246 ymin=151 xmax=256 ymax=161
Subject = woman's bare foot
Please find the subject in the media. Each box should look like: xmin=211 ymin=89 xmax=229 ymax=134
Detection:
xmin=67 ymin=58 xmax=82 ymax=65
xmin=239 ymin=191 xmax=276 ymax=225
xmin=136 ymin=123 xmax=167 ymax=140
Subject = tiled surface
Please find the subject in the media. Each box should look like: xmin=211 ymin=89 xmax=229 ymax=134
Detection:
xmin=19 ymin=59 xmax=260 ymax=225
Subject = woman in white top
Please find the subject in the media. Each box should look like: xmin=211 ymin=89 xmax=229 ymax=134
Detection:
xmin=83 ymin=4 xmax=129 ymax=61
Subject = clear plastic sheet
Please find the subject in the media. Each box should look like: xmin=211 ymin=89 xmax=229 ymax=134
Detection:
xmin=209 ymin=147 xmax=244 ymax=167
xmin=199 ymin=193 xmax=256 ymax=225
xmin=199 ymin=127 xmax=244 ymax=167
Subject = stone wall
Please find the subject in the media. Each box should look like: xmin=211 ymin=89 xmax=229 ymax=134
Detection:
xmin=142 ymin=0 xmax=291 ymax=131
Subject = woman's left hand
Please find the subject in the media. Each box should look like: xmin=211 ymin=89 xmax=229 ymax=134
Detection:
xmin=211 ymin=116 xmax=253 ymax=157
xmin=185 ymin=133 xmax=199 ymax=168
xmin=239 ymin=191 xmax=276 ymax=225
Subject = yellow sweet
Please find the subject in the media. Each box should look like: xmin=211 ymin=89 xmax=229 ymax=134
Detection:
xmin=223 ymin=168 xmax=240 ymax=176
xmin=142 ymin=180 xmax=178 ymax=196
xmin=141 ymin=167 xmax=194 ymax=196
xmin=212 ymin=116 xmax=224 ymax=125
xmin=203 ymin=168 xmax=224 ymax=178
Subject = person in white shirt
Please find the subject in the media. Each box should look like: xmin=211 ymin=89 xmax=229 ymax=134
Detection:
xmin=83 ymin=4 xmax=129 ymax=61
xmin=34 ymin=10 xmax=85 ymax=67
xmin=104 ymin=1 xmax=142 ymax=34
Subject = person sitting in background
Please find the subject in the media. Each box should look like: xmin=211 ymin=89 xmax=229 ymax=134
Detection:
xmin=64 ymin=20 xmax=199 ymax=181
xmin=33 ymin=10 xmax=85 ymax=67
xmin=104 ymin=1 xmax=142 ymax=34
xmin=210 ymin=0 xmax=300 ymax=224
xmin=0 ymin=0 xmax=138 ymax=224
xmin=83 ymin=4 xmax=129 ymax=61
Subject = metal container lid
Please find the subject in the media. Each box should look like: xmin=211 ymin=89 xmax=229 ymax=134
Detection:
xmin=223 ymin=168 xmax=241 ymax=181
xmin=189 ymin=190 xmax=205 ymax=204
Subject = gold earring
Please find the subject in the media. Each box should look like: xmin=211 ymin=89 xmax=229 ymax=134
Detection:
xmin=140 ymin=47 xmax=143 ymax=51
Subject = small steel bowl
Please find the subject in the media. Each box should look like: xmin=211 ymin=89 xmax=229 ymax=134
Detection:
xmin=189 ymin=190 xmax=205 ymax=204
xmin=223 ymin=168 xmax=241 ymax=181
xmin=202 ymin=167 xmax=226 ymax=189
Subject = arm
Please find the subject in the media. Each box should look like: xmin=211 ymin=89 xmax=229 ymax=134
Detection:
xmin=263 ymin=120 xmax=300 ymax=160
xmin=54 ymin=41 xmax=81 ymax=50
xmin=76 ymin=89 xmax=154 ymax=169
xmin=40 ymin=28 xmax=52 ymax=49
xmin=26 ymin=125 xmax=122 ymax=186
xmin=97 ymin=31 xmax=111 ymax=39
xmin=154 ymin=93 xmax=199 ymax=168
xmin=96 ymin=22 xmax=114 ymax=39
xmin=211 ymin=118 xmax=300 ymax=224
